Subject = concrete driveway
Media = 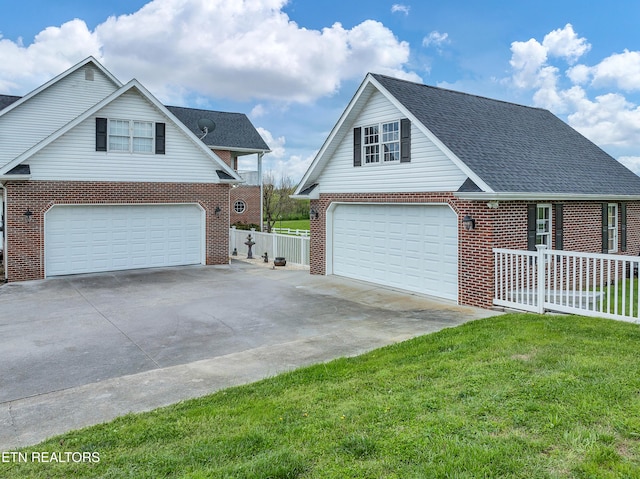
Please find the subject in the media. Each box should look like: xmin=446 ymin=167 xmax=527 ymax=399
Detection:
xmin=0 ymin=260 xmax=499 ymax=449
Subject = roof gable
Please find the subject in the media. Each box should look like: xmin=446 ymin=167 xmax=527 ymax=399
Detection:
xmin=0 ymin=57 xmax=121 ymax=118
xmin=0 ymin=79 xmax=241 ymax=182
xmin=371 ymin=73 xmax=640 ymax=196
xmin=0 ymin=59 xmax=123 ymax=169
xmin=296 ymin=73 xmax=640 ymax=198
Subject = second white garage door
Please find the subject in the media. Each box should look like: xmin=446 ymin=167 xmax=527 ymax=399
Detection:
xmin=45 ymin=204 xmax=204 ymax=277
xmin=331 ymin=204 xmax=458 ymax=301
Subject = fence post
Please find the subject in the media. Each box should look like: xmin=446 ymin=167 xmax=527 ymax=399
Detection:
xmin=535 ymin=244 xmax=547 ymax=314
xmin=273 ymin=233 xmax=278 ymax=258
xmin=230 ymin=226 xmax=236 ymax=255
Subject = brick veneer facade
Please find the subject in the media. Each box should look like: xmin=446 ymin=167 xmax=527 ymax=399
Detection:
xmin=5 ymin=180 xmax=230 ymax=282
xmin=230 ymin=185 xmax=261 ymax=228
xmin=214 ymin=149 xmax=262 ymax=229
xmin=310 ymin=193 xmax=640 ymax=309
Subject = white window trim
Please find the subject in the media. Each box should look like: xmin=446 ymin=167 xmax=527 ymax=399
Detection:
xmin=608 ymin=203 xmax=618 ymax=253
xmin=361 ymin=120 xmax=401 ymax=165
xmin=234 ymin=200 xmax=247 ymax=214
xmin=536 ymin=204 xmax=552 ymax=248
xmin=108 ymin=119 xmax=155 ymax=154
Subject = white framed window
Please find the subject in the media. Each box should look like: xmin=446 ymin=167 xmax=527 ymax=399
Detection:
xmin=363 ymin=125 xmax=379 ymax=164
xmin=536 ymin=204 xmax=552 ymax=248
xmin=608 ymin=203 xmax=618 ymax=253
xmin=382 ymin=121 xmax=400 ymax=162
xmin=362 ymin=120 xmax=400 ymax=164
xmin=234 ymin=200 xmax=246 ymax=214
xmin=109 ymin=119 xmax=154 ymax=153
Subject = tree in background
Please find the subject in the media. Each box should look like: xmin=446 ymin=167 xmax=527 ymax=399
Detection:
xmin=263 ymin=172 xmax=308 ymax=232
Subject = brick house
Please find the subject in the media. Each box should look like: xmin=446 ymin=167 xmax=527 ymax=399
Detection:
xmin=293 ymin=73 xmax=640 ymax=309
xmin=166 ymin=106 xmax=270 ymax=228
xmin=0 ymin=56 xmax=260 ymax=282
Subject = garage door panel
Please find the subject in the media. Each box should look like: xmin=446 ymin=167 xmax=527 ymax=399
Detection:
xmin=332 ymin=204 xmax=457 ymax=301
xmin=45 ymin=205 xmax=203 ymax=276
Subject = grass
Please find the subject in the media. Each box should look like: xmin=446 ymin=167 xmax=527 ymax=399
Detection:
xmin=601 ymin=279 xmax=640 ymax=317
xmin=5 ymin=313 xmax=640 ymax=478
xmin=272 ymin=218 xmax=310 ymax=231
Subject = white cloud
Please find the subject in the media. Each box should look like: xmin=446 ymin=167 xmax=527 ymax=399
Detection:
xmin=542 ymin=23 xmax=590 ymax=63
xmin=0 ymin=0 xmax=418 ymax=103
xmin=256 ymin=127 xmax=286 ymax=158
xmin=422 ymin=31 xmax=449 ymax=48
xmin=508 ymin=24 xmax=640 ymax=164
xmin=566 ymin=92 xmax=640 ymax=147
xmin=589 ymin=50 xmax=640 ymax=92
xmin=264 ymin=153 xmax=315 ymax=183
xmin=391 ymin=4 xmax=410 ymax=15
xmin=509 ymin=24 xmax=589 ymax=92
xmin=509 ymin=38 xmax=548 ymax=89
xmin=566 ymin=64 xmax=591 ymax=84
xmin=250 ymin=104 xmax=266 ymax=118
xmin=0 ymin=19 xmax=101 ymax=93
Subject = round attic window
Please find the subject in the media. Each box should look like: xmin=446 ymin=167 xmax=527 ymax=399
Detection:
xmin=234 ymin=200 xmax=246 ymax=214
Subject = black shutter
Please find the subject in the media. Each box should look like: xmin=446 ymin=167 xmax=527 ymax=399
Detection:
xmin=527 ymin=204 xmax=537 ymax=251
xmin=400 ymin=118 xmax=411 ymax=163
xmin=96 ymin=117 xmax=107 ymax=152
xmin=554 ymin=203 xmax=563 ymax=250
xmin=602 ymin=203 xmax=609 ymax=254
xmin=155 ymin=122 xmax=166 ymax=155
xmin=353 ymin=127 xmax=361 ymax=167
xmin=621 ymin=203 xmax=627 ymax=252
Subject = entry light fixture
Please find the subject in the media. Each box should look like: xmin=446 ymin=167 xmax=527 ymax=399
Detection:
xmin=24 ymin=209 xmax=33 ymax=222
xmin=462 ymin=214 xmax=476 ymax=231
xmin=309 ymin=207 xmax=319 ymax=220
xmin=214 ymin=206 xmax=221 ymax=218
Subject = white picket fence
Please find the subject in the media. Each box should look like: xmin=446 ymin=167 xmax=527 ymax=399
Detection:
xmin=229 ymin=227 xmax=310 ymax=267
xmin=271 ymin=227 xmax=310 ymax=237
xmin=494 ymin=246 xmax=640 ymax=322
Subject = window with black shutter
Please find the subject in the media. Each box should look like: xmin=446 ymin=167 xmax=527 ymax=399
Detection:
xmin=95 ymin=117 xmax=107 ymax=151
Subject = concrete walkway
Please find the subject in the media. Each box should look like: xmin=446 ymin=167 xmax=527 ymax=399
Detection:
xmin=0 ymin=261 xmax=499 ymax=449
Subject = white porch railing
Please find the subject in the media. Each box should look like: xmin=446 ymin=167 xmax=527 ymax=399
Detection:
xmin=229 ymin=227 xmax=310 ymax=267
xmin=494 ymin=247 xmax=640 ymax=322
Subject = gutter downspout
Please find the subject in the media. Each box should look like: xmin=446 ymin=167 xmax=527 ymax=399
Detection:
xmin=258 ymin=152 xmax=264 ymax=230
xmin=0 ymin=182 xmax=6 ymax=282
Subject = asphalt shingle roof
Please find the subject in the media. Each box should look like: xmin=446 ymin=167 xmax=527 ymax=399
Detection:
xmin=372 ymin=73 xmax=640 ymax=195
xmin=166 ymin=106 xmax=269 ymax=152
xmin=0 ymin=94 xmax=21 ymax=111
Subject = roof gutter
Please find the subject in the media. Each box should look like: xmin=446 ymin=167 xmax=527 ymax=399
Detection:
xmin=454 ymin=191 xmax=640 ymax=201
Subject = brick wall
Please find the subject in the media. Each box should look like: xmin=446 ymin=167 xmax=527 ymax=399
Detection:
xmin=213 ymin=149 xmax=236 ymax=170
xmin=5 ymin=180 xmax=230 ymax=282
xmin=310 ymin=194 xmax=640 ymax=309
xmin=230 ymin=185 xmax=261 ymax=228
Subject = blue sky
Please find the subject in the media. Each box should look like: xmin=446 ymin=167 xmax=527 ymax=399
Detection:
xmin=2 ymin=0 xmax=640 ymax=181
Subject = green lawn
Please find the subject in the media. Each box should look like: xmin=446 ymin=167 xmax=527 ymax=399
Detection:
xmin=5 ymin=313 xmax=640 ymax=478
xmin=602 ymin=279 xmax=640 ymax=318
xmin=273 ymin=218 xmax=310 ymax=232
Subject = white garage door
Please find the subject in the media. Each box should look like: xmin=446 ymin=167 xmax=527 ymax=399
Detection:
xmin=332 ymin=204 xmax=458 ymax=301
xmin=45 ymin=204 xmax=203 ymax=277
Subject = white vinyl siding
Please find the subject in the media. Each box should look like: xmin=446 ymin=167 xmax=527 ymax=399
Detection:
xmin=317 ymin=90 xmax=467 ymax=193
xmin=0 ymin=65 xmax=118 ymax=165
xmin=26 ymin=90 xmax=221 ymax=183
